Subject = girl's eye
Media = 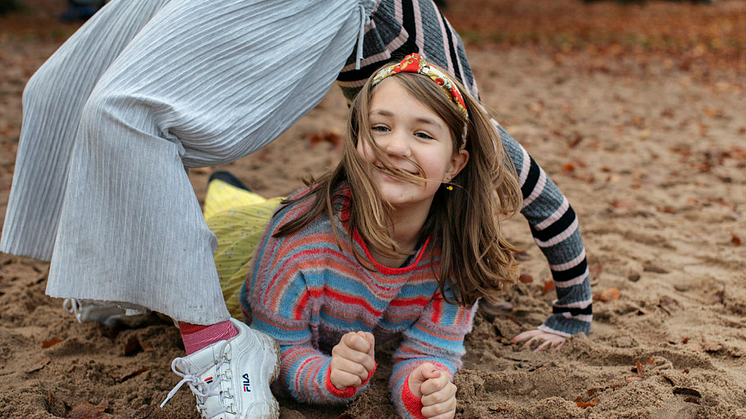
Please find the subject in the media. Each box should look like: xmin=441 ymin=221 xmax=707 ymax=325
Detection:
xmin=415 ymin=131 xmax=434 ymax=140
xmin=371 ymin=125 xmax=390 ymax=133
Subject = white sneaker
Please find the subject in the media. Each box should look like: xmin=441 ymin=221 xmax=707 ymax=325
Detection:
xmin=62 ymin=298 xmax=150 ymax=327
xmin=161 ymin=318 xmax=281 ymax=419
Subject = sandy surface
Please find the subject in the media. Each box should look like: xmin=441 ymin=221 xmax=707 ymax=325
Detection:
xmin=1 ymin=0 xmax=745 ymax=418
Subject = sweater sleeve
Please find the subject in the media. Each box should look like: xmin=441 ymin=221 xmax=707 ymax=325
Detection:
xmin=244 ymin=221 xmax=372 ymax=404
xmin=495 ymin=121 xmax=593 ymax=336
xmin=389 ymin=291 xmax=476 ymax=418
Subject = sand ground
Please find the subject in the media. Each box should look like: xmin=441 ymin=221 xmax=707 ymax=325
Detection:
xmin=1 ymin=0 xmax=745 ymax=417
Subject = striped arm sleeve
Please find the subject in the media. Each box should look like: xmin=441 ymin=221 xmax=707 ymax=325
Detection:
xmin=389 ymin=292 xmax=476 ymax=417
xmin=496 ymin=123 xmax=592 ymax=336
xmin=243 ymin=221 xmax=370 ymax=404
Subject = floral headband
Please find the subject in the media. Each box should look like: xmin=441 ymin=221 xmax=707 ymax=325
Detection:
xmin=371 ymin=53 xmax=469 ymax=149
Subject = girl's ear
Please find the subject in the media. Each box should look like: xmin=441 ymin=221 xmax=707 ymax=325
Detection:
xmin=447 ymin=149 xmax=469 ymax=180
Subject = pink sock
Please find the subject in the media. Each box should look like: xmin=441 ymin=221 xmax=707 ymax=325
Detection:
xmin=179 ymin=320 xmax=238 ymax=355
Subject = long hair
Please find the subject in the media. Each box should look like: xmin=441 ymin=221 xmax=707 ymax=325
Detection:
xmin=274 ymin=63 xmax=523 ymax=306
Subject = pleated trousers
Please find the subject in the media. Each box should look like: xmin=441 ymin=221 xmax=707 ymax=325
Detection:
xmin=1 ymin=0 xmax=373 ymax=324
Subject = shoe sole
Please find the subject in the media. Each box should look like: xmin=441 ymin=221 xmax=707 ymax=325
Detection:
xmin=254 ymin=330 xmax=282 ymax=419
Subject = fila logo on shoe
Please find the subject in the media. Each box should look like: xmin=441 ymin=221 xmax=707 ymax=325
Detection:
xmin=242 ymin=373 xmax=251 ymax=392
xmin=204 ymin=377 xmax=214 ymax=384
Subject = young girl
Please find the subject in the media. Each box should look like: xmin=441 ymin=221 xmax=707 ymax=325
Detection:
xmin=207 ymin=53 xmax=523 ymax=418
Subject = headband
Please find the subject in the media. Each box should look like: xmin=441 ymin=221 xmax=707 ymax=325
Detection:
xmin=371 ymin=53 xmax=469 ymax=149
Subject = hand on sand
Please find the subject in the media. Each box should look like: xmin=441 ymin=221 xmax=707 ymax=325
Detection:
xmin=330 ymin=331 xmax=376 ymax=390
xmin=407 ymin=362 xmax=457 ymax=419
xmin=511 ymin=329 xmax=566 ymax=352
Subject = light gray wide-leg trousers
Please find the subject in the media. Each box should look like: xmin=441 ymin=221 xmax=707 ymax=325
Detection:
xmin=1 ymin=0 xmax=372 ymax=324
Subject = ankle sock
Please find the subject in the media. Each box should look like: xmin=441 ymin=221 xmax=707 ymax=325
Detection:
xmin=179 ymin=320 xmax=238 ymax=355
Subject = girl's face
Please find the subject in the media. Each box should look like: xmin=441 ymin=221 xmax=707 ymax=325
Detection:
xmin=357 ymin=77 xmax=468 ymax=215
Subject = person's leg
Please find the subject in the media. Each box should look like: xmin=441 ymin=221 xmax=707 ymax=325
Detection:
xmin=0 ymin=0 xmax=170 ymax=261
xmin=45 ymin=0 xmax=366 ymax=325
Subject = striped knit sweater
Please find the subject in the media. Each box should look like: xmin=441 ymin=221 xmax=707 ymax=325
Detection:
xmin=337 ymin=0 xmax=592 ymax=336
xmin=239 ymin=189 xmax=475 ymax=418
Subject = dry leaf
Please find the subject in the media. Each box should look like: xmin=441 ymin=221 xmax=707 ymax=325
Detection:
xmin=542 ymin=280 xmax=555 ymax=294
xmin=732 ymin=234 xmax=742 ymax=246
xmin=519 ymin=274 xmax=534 ymax=284
xmin=673 ymin=387 xmax=701 ymax=398
xmin=42 ymin=338 xmax=63 ymax=348
xmin=656 ymin=206 xmax=677 ymax=214
xmin=119 ymin=368 xmax=149 ymax=382
xmin=634 ymin=361 xmax=645 ymax=378
xmin=610 ymin=200 xmax=635 ymax=210
xmin=574 ymin=397 xmax=599 ymax=408
xmin=593 ymin=288 xmax=620 ymax=303
xmin=69 ymin=401 xmax=109 ymax=419
xmin=27 ymin=357 xmax=51 ymax=373
xmin=658 ymin=295 xmax=679 ymax=307
xmin=488 ymin=406 xmax=509 ymax=412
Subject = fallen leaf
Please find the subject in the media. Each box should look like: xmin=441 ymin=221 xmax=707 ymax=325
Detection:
xmin=656 ymin=206 xmax=677 ymax=214
xmin=488 ymin=406 xmax=509 ymax=412
xmin=69 ymin=401 xmax=109 ymax=419
xmin=519 ymin=274 xmax=534 ymax=284
xmin=610 ymin=200 xmax=635 ymax=210
xmin=542 ymin=280 xmax=555 ymax=294
xmin=574 ymin=397 xmax=599 ymax=408
xmin=42 ymin=338 xmax=63 ymax=348
xmin=47 ymin=390 xmax=70 ymax=417
xmin=673 ymin=387 xmax=701 ymax=398
xmin=118 ymin=368 xmax=149 ymax=382
xmin=562 ymin=162 xmax=576 ymax=172
xmin=682 ymin=337 xmax=690 ymax=344
xmin=593 ymin=288 xmax=620 ymax=303
xmin=732 ymin=234 xmax=742 ymax=246
xmin=658 ymin=295 xmax=679 ymax=307
xmin=634 ymin=361 xmax=645 ymax=378
xmin=27 ymin=357 xmax=51 ymax=373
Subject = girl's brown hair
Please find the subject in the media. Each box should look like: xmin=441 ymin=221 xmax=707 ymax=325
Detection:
xmin=275 ymin=63 xmax=523 ymax=306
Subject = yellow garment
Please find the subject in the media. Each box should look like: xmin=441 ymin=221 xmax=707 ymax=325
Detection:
xmin=203 ymin=179 xmax=282 ymax=318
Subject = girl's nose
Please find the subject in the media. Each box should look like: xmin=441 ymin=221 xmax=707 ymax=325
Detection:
xmin=382 ymin=131 xmax=411 ymax=158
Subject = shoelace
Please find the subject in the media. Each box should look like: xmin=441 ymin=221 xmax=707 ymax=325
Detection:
xmin=62 ymin=298 xmax=83 ymax=323
xmin=161 ymin=342 xmax=234 ymax=419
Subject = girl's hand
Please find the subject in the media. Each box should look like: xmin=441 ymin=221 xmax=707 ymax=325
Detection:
xmin=407 ymin=362 xmax=457 ymax=419
xmin=330 ymin=331 xmax=375 ymax=390
xmin=511 ymin=329 xmax=566 ymax=352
